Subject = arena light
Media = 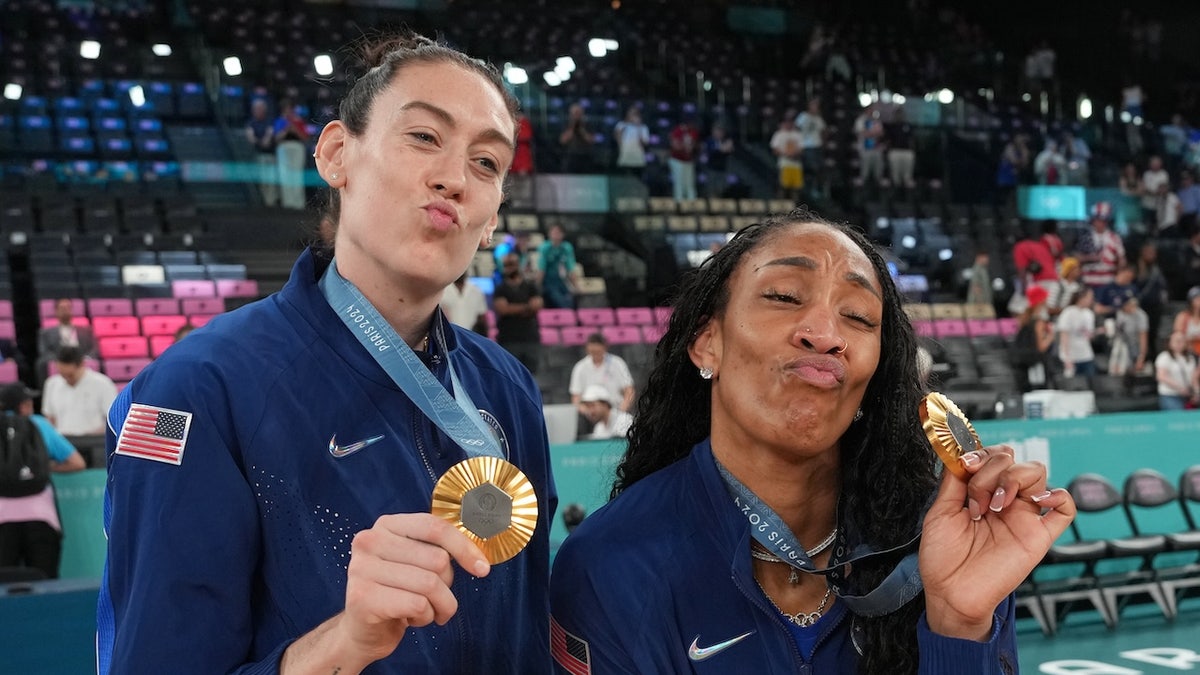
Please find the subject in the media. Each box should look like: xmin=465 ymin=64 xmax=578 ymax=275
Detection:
xmin=80 ymin=40 xmax=101 ymax=60
xmin=128 ymin=84 xmax=146 ymax=108
xmin=587 ymin=38 xmax=607 ymax=58
xmin=893 ymin=94 xmax=906 ymax=105
xmin=938 ymin=248 xmax=953 ymax=261
xmin=604 ymin=39 xmax=619 ymax=51
xmin=901 ymin=235 xmax=917 ymax=249
xmin=556 ymin=56 xmax=576 ymax=73
xmin=554 ymin=64 xmax=572 ymax=81
xmin=504 ymin=66 xmax=529 ymax=85
xmin=314 ymin=54 xmax=333 ymax=77
xmin=1078 ymin=96 xmax=1093 ymax=120
xmin=223 ymin=56 xmax=243 ymax=77
xmin=1119 ymin=110 xmax=1132 ymax=123
xmin=151 ymin=43 xmax=172 ymax=57
xmin=937 ymin=88 xmax=954 ymax=104
xmin=857 ymin=92 xmax=872 ymax=108
xmin=543 ymin=71 xmax=562 ymax=87
xmin=3 ymin=83 xmax=21 ymax=101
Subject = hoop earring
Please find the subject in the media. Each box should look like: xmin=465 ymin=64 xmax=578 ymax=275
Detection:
xmin=699 ymin=366 xmax=713 ymax=380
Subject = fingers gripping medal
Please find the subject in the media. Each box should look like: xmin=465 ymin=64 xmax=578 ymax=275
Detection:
xmin=431 ymin=456 xmax=538 ymax=564
xmin=919 ymin=392 xmax=981 ymax=480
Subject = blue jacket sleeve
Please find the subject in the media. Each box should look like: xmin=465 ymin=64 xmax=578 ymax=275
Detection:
xmin=916 ymin=595 xmax=1019 ymax=675
xmin=97 ymin=363 xmax=281 ymax=675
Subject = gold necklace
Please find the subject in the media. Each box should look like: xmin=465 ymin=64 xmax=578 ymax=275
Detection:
xmin=755 ymin=578 xmax=833 ymax=628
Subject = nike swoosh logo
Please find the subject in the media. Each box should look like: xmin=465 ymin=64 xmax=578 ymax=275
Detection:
xmin=328 ymin=434 xmax=385 ymax=458
xmin=687 ymin=631 xmax=754 ymax=661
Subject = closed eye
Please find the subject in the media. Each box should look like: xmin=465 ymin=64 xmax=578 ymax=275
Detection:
xmin=409 ymin=131 xmax=437 ymax=144
xmin=844 ymin=312 xmax=879 ymax=328
xmin=764 ymin=291 xmax=799 ymax=304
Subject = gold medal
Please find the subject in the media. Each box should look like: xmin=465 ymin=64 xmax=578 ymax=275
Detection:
xmin=430 ymin=456 xmax=538 ymax=564
xmin=919 ymin=392 xmax=981 ymax=480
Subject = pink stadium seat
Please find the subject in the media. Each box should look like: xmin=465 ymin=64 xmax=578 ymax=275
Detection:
xmin=103 ymin=357 xmax=152 ymax=381
xmin=216 ymin=279 xmax=259 ymax=298
xmin=98 ymin=336 xmax=149 ymax=359
xmin=188 ymin=314 xmax=218 ymax=328
xmin=537 ymin=308 xmax=576 ymax=328
xmin=653 ymin=306 xmax=673 ymax=326
xmin=0 ymin=320 xmax=14 ymax=340
xmin=141 ymin=314 xmax=190 ymax=337
xmin=92 ymin=316 xmax=141 ymax=338
xmin=135 ymin=298 xmax=181 ymax=316
xmin=641 ymin=324 xmax=666 ymax=343
xmin=560 ymin=326 xmax=592 ymax=346
xmin=913 ymin=320 xmax=935 ymax=337
xmin=615 ymin=307 xmax=654 ymax=326
xmin=967 ymin=318 xmax=1000 ymax=337
xmin=601 ymin=325 xmax=642 ymax=345
xmin=87 ymin=298 xmax=134 ymax=317
xmin=0 ymin=300 xmax=12 ymax=320
xmin=41 ymin=316 xmax=90 ymax=329
xmin=998 ymin=317 xmax=1019 ymax=338
xmin=49 ymin=358 xmax=100 ymax=376
xmin=40 ymin=298 xmax=85 ymax=318
xmin=172 ymin=280 xmax=217 ymax=298
xmin=539 ymin=327 xmax=562 ymax=346
xmin=934 ymin=319 xmax=969 ymax=338
xmin=181 ymin=297 xmax=225 ymax=315
xmin=149 ymin=334 xmax=176 ymax=358
xmin=576 ymin=307 xmax=616 ymax=327
xmin=0 ymin=360 xmax=17 ymax=383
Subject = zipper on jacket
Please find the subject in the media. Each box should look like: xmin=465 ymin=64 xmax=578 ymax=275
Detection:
xmin=731 ymin=570 xmax=848 ymax=672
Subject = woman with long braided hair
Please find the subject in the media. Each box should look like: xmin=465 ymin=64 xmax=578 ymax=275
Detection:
xmin=550 ymin=209 xmax=1074 ymax=674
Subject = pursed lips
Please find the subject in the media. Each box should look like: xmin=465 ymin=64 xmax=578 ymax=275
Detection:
xmin=424 ymin=200 xmax=460 ymax=228
xmin=783 ymin=354 xmax=846 ymax=388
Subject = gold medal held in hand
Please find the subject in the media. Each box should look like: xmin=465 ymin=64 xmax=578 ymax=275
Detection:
xmin=919 ymin=392 xmax=981 ymax=480
xmin=430 ymin=456 xmax=538 ymax=564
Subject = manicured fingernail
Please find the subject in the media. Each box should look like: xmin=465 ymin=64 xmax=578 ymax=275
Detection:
xmin=474 ymin=560 xmax=490 ymax=576
xmin=968 ymin=498 xmax=982 ymax=521
xmin=960 ymin=452 xmax=983 ymax=468
xmin=1030 ymin=490 xmax=1054 ymax=503
xmin=989 ymin=486 xmax=1006 ymax=512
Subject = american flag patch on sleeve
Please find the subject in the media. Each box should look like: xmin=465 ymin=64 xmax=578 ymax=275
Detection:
xmin=115 ymin=403 xmax=193 ymax=465
xmin=551 ymin=615 xmax=591 ymax=675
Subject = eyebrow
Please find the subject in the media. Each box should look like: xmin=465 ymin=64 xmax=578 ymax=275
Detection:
xmin=398 ymin=100 xmax=515 ymax=150
xmin=761 ymin=256 xmax=881 ymax=299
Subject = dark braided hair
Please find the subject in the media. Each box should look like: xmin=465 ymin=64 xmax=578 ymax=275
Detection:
xmin=616 ymin=208 xmax=937 ymax=674
xmin=315 ymin=30 xmax=520 ymax=250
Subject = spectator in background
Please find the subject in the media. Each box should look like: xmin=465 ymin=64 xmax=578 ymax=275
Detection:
xmin=1040 ymin=219 xmax=1065 ymax=262
xmin=492 ymin=252 xmax=543 ymax=375
xmin=559 ymin=102 xmax=595 ymax=174
xmin=884 ymin=106 xmax=917 ymax=191
xmin=768 ymin=115 xmax=804 ymax=201
xmin=1047 ymin=256 xmax=1083 ymax=316
xmin=1118 ymin=161 xmax=1143 ymax=202
xmin=537 ymin=223 xmax=578 ymax=310
xmin=0 ymin=382 xmax=85 ymax=579
xmin=1185 ymin=229 xmax=1200 ymax=291
xmin=852 ymin=103 xmax=884 ymax=186
xmin=1160 ymin=114 xmax=1191 ymax=175
xmin=274 ymin=98 xmax=311 ymax=209
xmin=1176 ymin=169 xmax=1200 ymax=235
xmin=1056 ymin=287 xmax=1103 ymax=379
xmin=36 ymin=299 xmax=97 ymax=385
xmin=1109 ymin=296 xmax=1149 ymax=376
xmin=1121 ymin=79 xmax=1146 ymax=157
xmin=704 ymin=123 xmax=735 ymax=198
xmin=1141 ymin=155 xmax=1170 ymax=226
xmin=245 ymin=98 xmax=278 ymax=206
xmin=1012 ymin=285 xmax=1055 ymax=392
xmin=1154 ymin=180 xmax=1183 ymax=238
xmin=41 ymin=346 xmax=117 ymax=437
xmin=668 ymin=116 xmax=701 ymax=201
xmin=1060 ymin=130 xmax=1091 ymax=186
xmin=577 ymin=384 xmax=633 ymax=440
xmin=1074 ymin=201 xmax=1126 ymax=288
xmin=1135 ymin=241 xmax=1169 ymax=352
xmin=1173 ymin=286 xmax=1200 ymax=357
xmin=795 ymin=99 xmax=828 ymax=199
xmin=1011 ymin=226 xmax=1057 ymax=298
xmin=1094 ymin=264 xmax=1137 ymax=318
xmin=1033 ymin=139 xmax=1066 ymax=184
xmin=441 ymin=272 xmax=488 ymax=335
xmin=996 ymin=133 xmax=1031 ymax=206
xmin=965 ymin=249 xmax=993 ymax=307
xmin=568 ymin=332 xmax=635 ymax=416
xmin=511 ymin=111 xmax=535 ymax=176
xmin=612 ymin=105 xmax=649 ymax=179
xmin=1155 ymin=330 xmax=1199 ymax=410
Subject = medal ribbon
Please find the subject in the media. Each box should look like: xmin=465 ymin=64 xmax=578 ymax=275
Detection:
xmin=319 ymin=259 xmax=503 ymax=460
xmin=713 ymin=447 xmax=925 ymax=616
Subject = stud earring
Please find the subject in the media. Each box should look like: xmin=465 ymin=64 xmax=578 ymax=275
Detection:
xmin=699 ymin=366 xmax=713 ymax=380
xmin=330 ymin=173 xmax=339 ymax=181
xmin=854 ymin=408 xmax=863 ymax=421
xmin=485 ymin=234 xmax=494 ymax=246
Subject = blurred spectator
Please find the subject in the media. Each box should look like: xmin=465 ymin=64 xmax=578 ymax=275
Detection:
xmin=492 ymin=253 xmax=542 ymax=375
xmin=1121 ymin=79 xmax=1146 ymax=156
xmin=42 ymin=346 xmax=117 ymax=436
xmin=36 ymin=299 xmax=97 ymax=385
xmin=441 ymin=272 xmax=488 ymax=335
xmin=1047 ymin=256 xmax=1083 ymax=316
xmin=1173 ymin=286 xmax=1200 ymax=357
xmin=1184 ymin=230 xmax=1200 ymax=291
xmin=884 ymin=107 xmax=917 ymax=191
xmin=768 ymin=116 xmax=804 ymax=201
xmin=1040 ymin=219 xmax=1065 ymax=262
xmin=559 ymin=103 xmax=595 ymax=174
xmin=577 ymin=384 xmax=633 ymax=440
xmin=0 ymin=382 xmax=86 ymax=579
xmin=996 ymin=133 xmax=1030 ymax=205
xmin=568 ymin=333 xmax=634 ymax=415
xmin=1154 ymin=181 xmax=1182 ymax=238
xmin=795 ymin=99 xmax=828 ymax=199
xmin=245 ymin=98 xmax=278 ymax=206
xmin=965 ymin=250 xmax=993 ymax=306
xmin=1155 ymin=331 xmax=1199 ymax=410
xmin=1135 ymin=241 xmax=1169 ymax=351
xmin=511 ymin=111 xmax=535 ymax=176
xmin=852 ymin=103 xmax=884 ymax=186
xmin=1033 ymin=139 xmax=1066 ymax=184
xmin=1074 ymin=202 xmax=1126 ymax=288
xmin=613 ymin=106 xmax=649 ymax=178
xmin=1011 ymin=226 xmax=1057 ymax=295
xmin=1176 ymin=169 xmax=1200 ymax=235
xmin=1094 ymin=264 xmax=1137 ymax=317
xmin=1160 ymin=114 xmax=1191 ymax=175
xmin=1141 ymin=155 xmax=1170 ymax=225
xmin=1108 ymin=296 xmax=1149 ymax=376
xmin=274 ymin=98 xmax=311 ymax=209
xmin=668 ymin=116 xmax=701 ymax=201
xmin=537 ymin=224 xmax=578 ymax=310
xmin=704 ymin=123 xmax=735 ymax=198
xmin=1118 ymin=161 xmax=1143 ymax=200
xmin=1011 ymin=285 xmax=1055 ymax=392
xmin=1060 ymin=130 xmax=1091 ymax=185
xmin=1056 ymin=287 xmax=1102 ymax=379
xmin=493 ymin=231 xmax=538 ymax=283
xmin=173 ymin=323 xmax=196 ymax=343
xmin=1024 ymin=39 xmax=1056 ymax=98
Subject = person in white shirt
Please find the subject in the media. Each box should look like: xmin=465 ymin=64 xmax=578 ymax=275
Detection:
xmin=41 ymin=346 xmax=118 ymax=436
xmin=768 ymin=116 xmax=805 ymax=200
xmin=578 ymin=384 xmax=633 ymax=440
xmin=568 ymin=332 xmax=634 ymax=414
xmin=440 ymin=272 xmax=488 ymax=334
xmin=612 ymin=106 xmax=649 ymax=176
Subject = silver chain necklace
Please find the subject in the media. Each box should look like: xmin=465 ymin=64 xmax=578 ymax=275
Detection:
xmin=749 ymin=527 xmax=837 ymax=584
xmin=755 ymin=578 xmax=833 ymax=628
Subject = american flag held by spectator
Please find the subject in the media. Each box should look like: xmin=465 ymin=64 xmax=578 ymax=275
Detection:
xmin=115 ymin=404 xmax=193 ymax=465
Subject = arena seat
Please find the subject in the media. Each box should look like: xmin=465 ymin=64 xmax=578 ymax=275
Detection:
xmin=135 ymin=298 xmax=180 ymax=316
xmin=172 ymin=280 xmax=217 ymax=298
xmin=141 ymin=315 xmax=189 ymax=336
xmin=87 ymin=298 xmax=134 ymax=317
xmin=98 ymin=336 xmax=149 ymax=359
xmin=91 ymin=316 xmax=141 ymax=338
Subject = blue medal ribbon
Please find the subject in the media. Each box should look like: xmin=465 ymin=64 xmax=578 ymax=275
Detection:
xmin=318 ymin=258 xmax=503 ymax=460
xmin=713 ymin=446 xmax=925 ymax=616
